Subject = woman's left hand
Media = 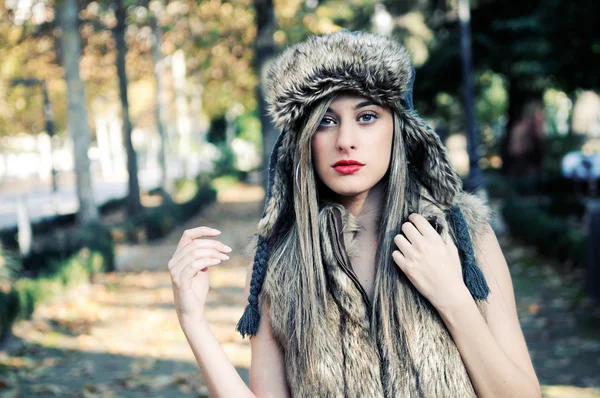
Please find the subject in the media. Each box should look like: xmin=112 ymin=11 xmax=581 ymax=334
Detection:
xmin=392 ymin=213 xmax=470 ymax=311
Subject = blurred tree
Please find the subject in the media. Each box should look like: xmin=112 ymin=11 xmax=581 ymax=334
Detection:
xmin=5 ymin=0 xmax=596 ymax=185
xmin=254 ymin=0 xmax=278 ymax=192
xmin=0 ymin=1 xmax=67 ymax=136
xmin=179 ymin=0 xmax=257 ymax=119
xmin=540 ymin=0 xmax=600 ymax=93
xmin=207 ymin=116 xmax=227 ymax=144
xmin=79 ymin=0 xmax=172 ymax=203
xmin=58 ymin=0 xmax=99 ymax=225
xmin=149 ymin=3 xmax=172 ymax=203
xmin=414 ymin=0 xmax=600 ymax=171
xmin=113 ymin=0 xmax=142 ymax=217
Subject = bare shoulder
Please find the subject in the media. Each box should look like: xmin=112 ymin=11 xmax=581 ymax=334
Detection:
xmin=476 ymin=225 xmax=510 ymax=281
xmin=476 ymin=224 xmax=517 ymax=314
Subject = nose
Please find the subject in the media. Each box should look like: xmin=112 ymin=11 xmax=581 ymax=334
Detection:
xmin=335 ymin=121 xmax=357 ymax=152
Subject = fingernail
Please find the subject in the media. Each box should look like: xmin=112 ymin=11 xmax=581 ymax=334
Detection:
xmin=223 ymin=245 xmax=232 ymax=252
xmin=212 ymin=229 xmax=221 ymax=235
xmin=211 ymin=258 xmax=221 ymax=264
xmin=221 ymin=254 xmax=230 ymax=260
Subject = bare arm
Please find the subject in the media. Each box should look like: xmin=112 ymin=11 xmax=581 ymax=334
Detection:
xmin=178 ymin=261 xmax=291 ymax=397
xmin=168 ymin=226 xmax=256 ymax=397
xmin=438 ymin=225 xmax=541 ymax=397
xmin=179 ymin=260 xmax=290 ymax=397
xmin=181 ymin=316 xmax=254 ymax=397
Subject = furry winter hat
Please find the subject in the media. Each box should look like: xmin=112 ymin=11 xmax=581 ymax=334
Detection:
xmin=236 ymin=30 xmax=489 ymax=338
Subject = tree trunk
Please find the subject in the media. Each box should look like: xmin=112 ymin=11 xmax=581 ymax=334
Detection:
xmin=150 ymin=13 xmax=172 ymax=204
xmin=458 ymin=0 xmax=484 ymax=192
xmin=58 ymin=0 xmax=99 ymax=225
xmin=172 ymin=50 xmax=192 ymax=178
xmin=254 ymin=0 xmax=278 ymax=196
xmin=114 ymin=0 xmax=142 ymax=217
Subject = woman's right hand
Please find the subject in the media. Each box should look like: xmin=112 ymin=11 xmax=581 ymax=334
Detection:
xmin=168 ymin=226 xmax=232 ymax=326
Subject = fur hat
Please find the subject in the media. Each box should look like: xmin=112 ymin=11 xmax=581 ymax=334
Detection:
xmin=236 ymin=30 xmax=488 ymax=338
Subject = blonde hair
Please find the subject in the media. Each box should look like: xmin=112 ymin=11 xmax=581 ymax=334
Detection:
xmin=263 ymin=94 xmax=429 ymax=368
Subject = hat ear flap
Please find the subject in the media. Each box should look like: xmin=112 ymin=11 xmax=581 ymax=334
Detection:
xmin=237 ymin=128 xmax=294 ymax=338
xmin=258 ymin=129 xmax=295 ymax=236
xmin=400 ymin=111 xmax=462 ymax=205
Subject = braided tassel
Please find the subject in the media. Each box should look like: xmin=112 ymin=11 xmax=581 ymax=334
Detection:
xmin=236 ymin=235 xmax=270 ymax=337
xmin=449 ymin=206 xmax=490 ymax=301
xmin=236 ymin=131 xmax=286 ymax=338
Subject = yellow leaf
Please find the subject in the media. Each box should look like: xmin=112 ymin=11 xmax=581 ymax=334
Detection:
xmin=528 ymin=303 xmax=540 ymax=314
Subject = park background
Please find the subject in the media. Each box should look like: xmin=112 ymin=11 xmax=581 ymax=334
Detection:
xmin=0 ymin=0 xmax=599 ymax=396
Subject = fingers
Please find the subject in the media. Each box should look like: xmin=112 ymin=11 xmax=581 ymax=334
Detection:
xmin=169 ymin=226 xmax=234 ymax=287
xmin=169 ymin=239 xmax=232 ymax=270
xmin=394 ymin=233 xmax=412 ymax=256
xmin=401 ymin=221 xmax=422 ymax=245
xmin=392 ymin=250 xmax=406 ymax=271
xmin=408 ymin=213 xmax=437 ymax=238
xmin=170 ymin=247 xmax=229 ymax=277
xmin=169 ymin=247 xmax=228 ymax=284
xmin=176 ymin=226 xmax=222 ymax=251
xmin=175 ymin=257 xmax=223 ymax=286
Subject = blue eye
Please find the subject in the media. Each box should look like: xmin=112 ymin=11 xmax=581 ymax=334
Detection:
xmin=319 ymin=116 xmax=336 ymax=127
xmin=359 ymin=112 xmax=378 ymax=123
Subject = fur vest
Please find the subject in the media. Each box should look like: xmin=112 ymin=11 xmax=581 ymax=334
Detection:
xmin=234 ymin=31 xmax=494 ymax=397
xmin=259 ymin=191 xmax=490 ymax=397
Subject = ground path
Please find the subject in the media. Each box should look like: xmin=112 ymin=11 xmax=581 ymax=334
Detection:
xmin=0 ymin=184 xmax=598 ymax=397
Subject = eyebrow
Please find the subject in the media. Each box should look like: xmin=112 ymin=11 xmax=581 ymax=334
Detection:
xmin=354 ymin=100 xmax=378 ymax=109
xmin=326 ymin=100 xmax=379 ymax=114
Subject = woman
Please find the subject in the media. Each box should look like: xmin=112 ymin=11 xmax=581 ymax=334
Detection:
xmin=168 ymin=31 xmax=540 ymax=397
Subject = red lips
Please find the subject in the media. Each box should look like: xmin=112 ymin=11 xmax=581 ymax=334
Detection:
xmin=332 ymin=159 xmax=365 ymax=167
xmin=332 ymin=159 xmax=365 ymax=174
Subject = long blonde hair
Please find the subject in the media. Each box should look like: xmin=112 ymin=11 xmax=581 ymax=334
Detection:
xmin=264 ymin=94 xmax=427 ymax=367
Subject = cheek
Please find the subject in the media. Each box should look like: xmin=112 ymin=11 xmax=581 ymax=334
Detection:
xmin=371 ymin=123 xmax=394 ymax=167
xmin=311 ymin=136 xmax=327 ymax=172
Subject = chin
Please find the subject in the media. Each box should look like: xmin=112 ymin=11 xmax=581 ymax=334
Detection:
xmin=326 ymin=180 xmax=373 ymax=198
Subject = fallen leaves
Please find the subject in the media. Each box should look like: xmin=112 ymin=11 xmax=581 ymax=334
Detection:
xmin=529 ymin=303 xmax=541 ymax=315
xmin=117 ymin=372 xmax=209 ymax=395
xmin=30 ymin=383 xmax=69 ymax=395
xmin=129 ymin=357 xmax=157 ymax=373
xmin=0 ymin=201 xmax=592 ymax=396
xmin=0 ymin=199 xmax=265 ymax=397
xmin=82 ymin=383 xmax=116 ymax=398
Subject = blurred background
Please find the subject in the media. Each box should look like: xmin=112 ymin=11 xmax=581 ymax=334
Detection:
xmin=0 ymin=0 xmax=599 ymax=397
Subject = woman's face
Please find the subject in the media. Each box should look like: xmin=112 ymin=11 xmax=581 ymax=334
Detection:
xmin=311 ymin=93 xmax=394 ymax=198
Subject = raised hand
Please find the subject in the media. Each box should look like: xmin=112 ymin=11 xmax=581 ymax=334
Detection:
xmin=168 ymin=226 xmax=232 ymax=326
